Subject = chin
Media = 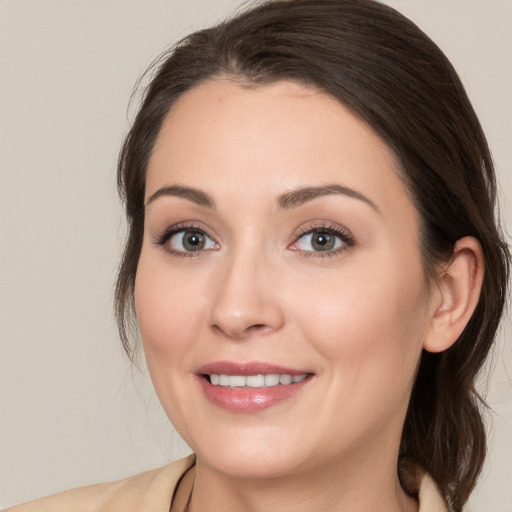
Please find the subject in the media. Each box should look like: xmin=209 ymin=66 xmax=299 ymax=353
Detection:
xmin=186 ymin=426 xmax=311 ymax=480
xmin=198 ymin=448 xmax=306 ymax=480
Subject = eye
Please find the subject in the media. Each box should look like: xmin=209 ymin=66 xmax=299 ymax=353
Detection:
xmin=169 ymin=229 xmax=217 ymax=252
xmin=154 ymin=225 xmax=219 ymax=255
xmin=290 ymin=226 xmax=353 ymax=254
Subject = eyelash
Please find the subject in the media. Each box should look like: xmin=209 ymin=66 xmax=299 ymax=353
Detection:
xmin=153 ymin=222 xmax=354 ymax=258
xmin=153 ymin=223 xmax=218 ymax=258
xmin=291 ymin=223 xmax=355 ymax=258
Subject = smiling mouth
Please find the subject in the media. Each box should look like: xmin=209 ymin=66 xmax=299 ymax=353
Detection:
xmin=205 ymin=373 xmax=308 ymax=388
xmin=198 ymin=365 xmax=313 ymax=411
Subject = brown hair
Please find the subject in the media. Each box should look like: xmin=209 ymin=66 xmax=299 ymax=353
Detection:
xmin=115 ymin=1 xmax=510 ymax=509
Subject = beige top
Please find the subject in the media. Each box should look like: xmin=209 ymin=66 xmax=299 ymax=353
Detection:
xmin=5 ymin=454 xmax=450 ymax=512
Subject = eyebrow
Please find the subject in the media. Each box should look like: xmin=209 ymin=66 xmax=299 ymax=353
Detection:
xmin=145 ymin=183 xmax=379 ymax=213
xmin=145 ymin=185 xmax=216 ymax=208
xmin=277 ymin=184 xmax=380 ymax=213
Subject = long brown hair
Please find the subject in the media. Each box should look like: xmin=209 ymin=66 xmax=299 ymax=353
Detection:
xmin=115 ymin=1 xmax=510 ymax=509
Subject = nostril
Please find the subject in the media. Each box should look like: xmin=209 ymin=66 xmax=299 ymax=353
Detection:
xmin=209 ymin=292 xmax=285 ymax=339
xmin=245 ymin=323 xmax=274 ymax=335
xmin=211 ymin=319 xmax=276 ymax=339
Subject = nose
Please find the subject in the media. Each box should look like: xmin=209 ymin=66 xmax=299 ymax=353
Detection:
xmin=208 ymin=249 xmax=285 ymax=340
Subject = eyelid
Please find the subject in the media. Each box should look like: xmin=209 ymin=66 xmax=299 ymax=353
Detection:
xmin=151 ymin=221 xmax=353 ymax=257
xmin=289 ymin=222 xmax=354 ymax=255
xmin=152 ymin=222 xmax=219 ymax=254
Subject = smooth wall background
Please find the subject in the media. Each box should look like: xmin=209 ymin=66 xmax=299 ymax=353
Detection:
xmin=1 ymin=0 xmax=510 ymax=509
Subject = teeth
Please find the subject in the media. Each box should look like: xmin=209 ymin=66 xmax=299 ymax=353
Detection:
xmin=246 ymin=375 xmax=265 ymax=387
xmin=208 ymin=373 xmax=307 ymax=388
xmin=229 ymin=375 xmax=246 ymax=387
xmin=279 ymin=374 xmax=292 ymax=385
xmin=264 ymin=374 xmax=280 ymax=387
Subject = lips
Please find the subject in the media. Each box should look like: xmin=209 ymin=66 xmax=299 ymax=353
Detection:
xmin=197 ymin=361 xmax=313 ymax=412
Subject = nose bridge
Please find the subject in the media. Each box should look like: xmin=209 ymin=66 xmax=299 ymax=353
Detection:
xmin=208 ymin=240 xmax=284 ymax=339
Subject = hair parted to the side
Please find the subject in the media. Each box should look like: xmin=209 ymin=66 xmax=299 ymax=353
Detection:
xmin=115 ymin=0 xmax=510 ymax=509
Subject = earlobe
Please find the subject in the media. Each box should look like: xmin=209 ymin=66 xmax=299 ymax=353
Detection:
xmin=423 ymin=236 xmax=484 ymax=353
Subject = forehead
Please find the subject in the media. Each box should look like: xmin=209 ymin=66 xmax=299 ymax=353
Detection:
xmin=146 ymin=79 xmax=415 ymax=222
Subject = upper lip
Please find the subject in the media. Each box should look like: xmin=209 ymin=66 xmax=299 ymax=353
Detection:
xmin=197 ymin=361 xmax=311 ymax=376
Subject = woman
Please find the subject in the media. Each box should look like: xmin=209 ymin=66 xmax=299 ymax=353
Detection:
xmin=6 ymin=0 xmax=509 ymax=511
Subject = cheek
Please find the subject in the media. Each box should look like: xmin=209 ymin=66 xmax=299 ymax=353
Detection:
xmin=133 ymin=253 xmax=211 ymax=437
xmin=295 ymin=254 xmax=429 ymax=398
xmin=134 ymin=253 xmax=207 ymax=363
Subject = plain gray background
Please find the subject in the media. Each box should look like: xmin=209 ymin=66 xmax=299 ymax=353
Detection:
xmin=1 ymin=0 xmax=511 ymax=509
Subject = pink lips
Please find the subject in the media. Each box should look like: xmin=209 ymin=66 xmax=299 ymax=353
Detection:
xmin=196 ymin=361 xmax=313 ymax=412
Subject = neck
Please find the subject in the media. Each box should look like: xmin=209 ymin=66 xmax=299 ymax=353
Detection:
xmin=188 ymin=451 xmax=418 ymax=512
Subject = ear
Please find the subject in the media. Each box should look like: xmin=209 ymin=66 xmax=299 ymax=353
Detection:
xmin=423 ymin=236 xmax=484 ymax=353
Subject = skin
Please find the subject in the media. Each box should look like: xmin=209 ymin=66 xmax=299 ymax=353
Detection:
xmin=135 ymin=80 xmax=480 ymax=512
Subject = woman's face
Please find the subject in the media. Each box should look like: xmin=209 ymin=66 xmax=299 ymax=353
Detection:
xmin=135 ymin=80 xmax=437 ymax=479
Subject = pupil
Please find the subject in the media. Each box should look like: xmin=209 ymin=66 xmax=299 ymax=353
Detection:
xmin=312 ymin=232 xmax=334 ymax=251
xmin=184 ymin=231 xmax=204 ymax=251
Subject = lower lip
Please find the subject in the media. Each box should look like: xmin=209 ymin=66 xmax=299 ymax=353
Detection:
xmin=198 ymin=376 xmax=312 ymax=412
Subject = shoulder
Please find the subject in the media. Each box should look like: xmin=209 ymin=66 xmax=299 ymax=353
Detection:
xmin=400 ymin=458 xmax=451 ymax=512
xmin=5 ymin=454 xmax=196 ymax=512
xmin=417 ymin=472 xmax=470 ymax=512
xmin=418 ymin=472 xmax=450 ymax=512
